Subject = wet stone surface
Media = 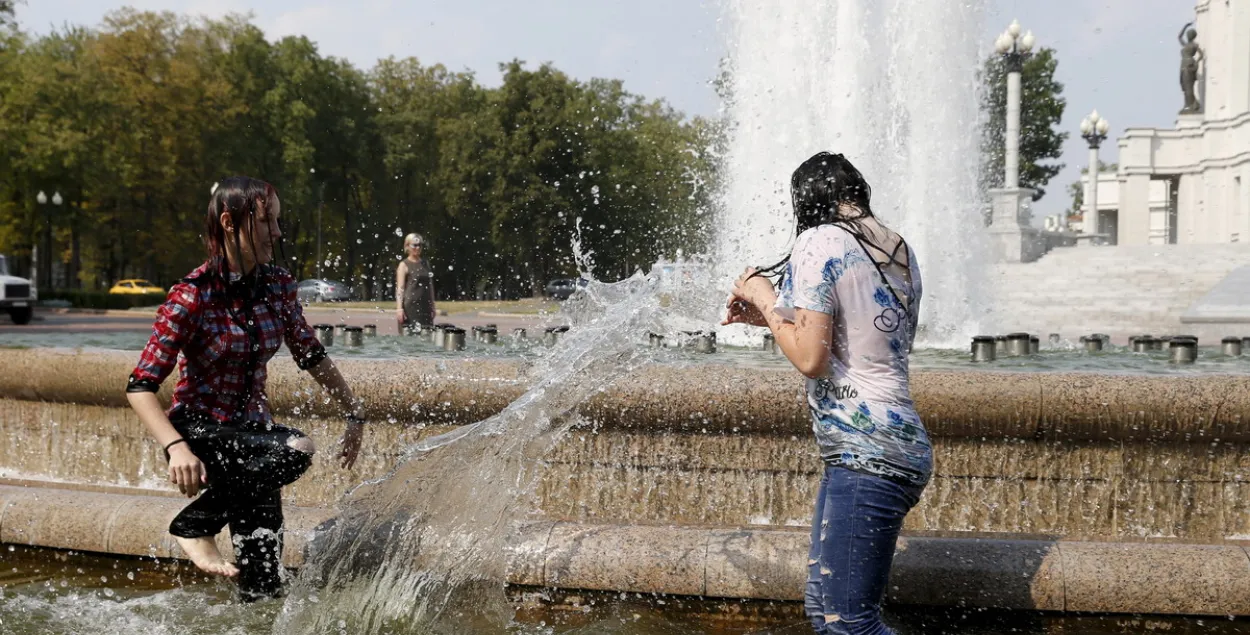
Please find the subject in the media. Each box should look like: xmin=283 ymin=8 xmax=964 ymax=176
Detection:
xmin=1 ymin=546 xmax=1248 ymax=634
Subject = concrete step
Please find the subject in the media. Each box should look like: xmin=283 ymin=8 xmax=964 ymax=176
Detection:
xmin=987 ymin=244 xmax=1250 ymax=334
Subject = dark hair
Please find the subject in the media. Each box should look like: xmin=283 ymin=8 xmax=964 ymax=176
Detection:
xmin=756 ymin=152 xmax=875 ymax=279
xmin=205 ymin=176 xmax=275 ymax=261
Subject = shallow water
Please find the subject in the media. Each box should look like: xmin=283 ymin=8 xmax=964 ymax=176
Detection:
xmin=5 ymin=329 xmax=1250 ymax=376
xmin=1 ymin=547 xmax=1246 ymax=635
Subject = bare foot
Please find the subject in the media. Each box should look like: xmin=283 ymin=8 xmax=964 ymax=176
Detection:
xmin=175 ymin=536 xmax=240 ymax=577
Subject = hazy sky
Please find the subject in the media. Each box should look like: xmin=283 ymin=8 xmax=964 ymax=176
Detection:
xmin=17 ymin=0 xmax=1198 ymax=220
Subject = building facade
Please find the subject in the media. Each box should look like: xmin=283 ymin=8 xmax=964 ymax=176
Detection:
xmin=1092 ymin=0 xmax=1250 ymax=246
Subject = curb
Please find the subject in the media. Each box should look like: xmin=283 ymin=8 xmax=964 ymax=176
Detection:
xmin=476 ymin=311 xmax=548 ymax=319
xmin=43 ymin=308 xmax=154 ymax=317
xmin=0 ymin=483 xmax=334 ymax=568
xmin=1 ymin=482 xmax=1247 ymax=616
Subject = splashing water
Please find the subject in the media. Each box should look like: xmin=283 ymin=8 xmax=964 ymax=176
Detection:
xmin=0 ymin=587 xmax=277 ymax=635
xmin=715 ymin=0 xmax=990 ymax=347
xmin=273 ymin=270 xmax=725 ymax=634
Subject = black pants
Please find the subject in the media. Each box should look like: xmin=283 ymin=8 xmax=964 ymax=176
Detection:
xmin=167 ymin=409 xmax=313 ymax=601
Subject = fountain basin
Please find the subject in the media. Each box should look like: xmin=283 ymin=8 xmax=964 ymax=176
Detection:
xmin=1 ymin=484 xmax=1248 ymax=617
xmin=2 ymin=348 xmax=1249 ymax=616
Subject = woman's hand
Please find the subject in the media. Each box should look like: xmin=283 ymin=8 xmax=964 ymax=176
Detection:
xmin=396 ymin=308 xmax=406 ymax=324
xmin=722 ymin=297 xmax=769 ymax=327
xmin=339 ymin=421 xmax=364 ymax=469
xmin=732 ymin=267 xmax=778 ymax=311
xmin=168 ymin=444 xmax=208 ymax=497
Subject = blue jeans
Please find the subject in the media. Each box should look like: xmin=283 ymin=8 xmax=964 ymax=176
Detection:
xmin=805 ymin=465 xmax=925 ymax=635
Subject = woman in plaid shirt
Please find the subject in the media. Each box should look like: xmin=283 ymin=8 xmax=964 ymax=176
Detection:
xmin=125 ymin=176 xmax=367 ymax=601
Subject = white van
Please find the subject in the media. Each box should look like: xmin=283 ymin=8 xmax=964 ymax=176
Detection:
xmin=0 ymin=255 xmax=35 ymax=325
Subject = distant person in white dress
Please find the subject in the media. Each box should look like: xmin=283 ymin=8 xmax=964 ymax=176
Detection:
xmin=396 ymin=233 xmax=435 ymax=333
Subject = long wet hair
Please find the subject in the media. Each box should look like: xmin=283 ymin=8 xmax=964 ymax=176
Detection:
xmin=205 ymin=176 xmax=275 ymax=264
xmin=755 ymin=152 xmax=876 ymax=281
xmin=203 ymin=176 xmax=291 ymax=307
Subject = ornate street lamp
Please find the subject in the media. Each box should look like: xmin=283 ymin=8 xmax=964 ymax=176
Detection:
xmin=1079 ymin=110 xmax=1111 ymax=236
xmin=34 ymin=190 xmax=63 ymax=291
xmin=994 ymin=20 xmax=1035 ymax=190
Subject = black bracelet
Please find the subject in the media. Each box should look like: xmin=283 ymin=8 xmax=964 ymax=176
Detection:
xmin=164 ymin=438 xmax=188 ymax=453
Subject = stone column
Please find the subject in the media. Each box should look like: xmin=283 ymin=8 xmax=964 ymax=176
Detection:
xmin=1005 ymin=70 xmax=1022 ymax=189
xmin=1119 ymin=173 xmax=1152 ymax=246
xmin=988 ymin=187 xmax=1044 ymax=263
xmin=1086 ymin=144 xmax=1100 ymax=236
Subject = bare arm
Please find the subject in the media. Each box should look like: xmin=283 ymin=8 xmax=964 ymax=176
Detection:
xmin=732 ymin=269 xmax=833 ymax=378
xmin=395 ymin=262 xmax=407 ymax=310
xmin=763 ymin=307 xmax=833 ymax=379
xmin=128 ymin=391 xmax=182 ymax=448
xmin=307 ymin=357 xmax=366 ymax=469
xmin=126 ymin=282 xmax=210 ymax=496
xmin=307 ymin=356 xmax=362 ymax=415
xmin=127 ymin=391 xmax=208 ymax=496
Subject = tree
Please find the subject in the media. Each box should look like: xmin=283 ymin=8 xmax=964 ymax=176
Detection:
xmin=0 ymin=1 xmax=18 ymax=29
xmin=980 ymin=47 xmax=1068 ymax=202
xmin=0 ymin=10 xmax=717 ymax=299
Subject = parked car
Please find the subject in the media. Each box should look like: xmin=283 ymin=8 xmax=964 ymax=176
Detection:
xmin=0 ymin=254 xmax=35 ymax=325
xmin=109 ymin=279 xmax=164 ymax=294
xmin=544 ymin=278 xmax=587 ymax=301
xmin=297 ymin=279 xmax=353 ymax=303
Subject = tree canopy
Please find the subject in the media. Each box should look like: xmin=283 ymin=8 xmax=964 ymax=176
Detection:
xmin=0 ymin=11 xmax=714 ymax=299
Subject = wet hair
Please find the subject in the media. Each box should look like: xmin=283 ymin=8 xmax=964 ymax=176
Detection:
xmin=403 ymin=233 xmax=425 ymax=249
xmin=755 ymin=152 xmax=876 ymax=280
xmin=205 ymin=176 xmax=276 ymax=263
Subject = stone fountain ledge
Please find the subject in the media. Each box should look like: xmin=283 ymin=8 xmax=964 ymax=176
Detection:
xmin=3 ymin=348 xmax=1250 ymax=442
xmin=3 ymin=347 xmax=1250 ymax=615
xmin=0 ymin=482 xmax=1247 ymax=617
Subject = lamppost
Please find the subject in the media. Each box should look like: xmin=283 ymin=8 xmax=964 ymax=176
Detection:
xmin=994 ymin=20 xmax=1035 ymax=190
xmin=1079 ymin=110 xmax=1111 ymax=237
xmin=34 ymin=190 xmax=63 ymax=291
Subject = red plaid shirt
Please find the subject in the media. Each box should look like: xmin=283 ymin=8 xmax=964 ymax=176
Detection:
xmin=126 ymin=260 xmax=328 ymax=424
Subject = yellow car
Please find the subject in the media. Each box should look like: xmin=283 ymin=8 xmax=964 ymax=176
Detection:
xmin=109 ymin=279 xmax=164 ymax=295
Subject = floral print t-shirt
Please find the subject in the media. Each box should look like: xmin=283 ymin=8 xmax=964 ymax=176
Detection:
xmin=774 ymin=223 xmax=932 ymax=487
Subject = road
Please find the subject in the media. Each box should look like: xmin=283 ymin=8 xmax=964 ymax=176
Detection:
xmin=0 ymin=307 xmax=555 ymax=337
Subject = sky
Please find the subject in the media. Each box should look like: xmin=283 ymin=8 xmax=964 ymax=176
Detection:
xmin=16 ymin=0 xmax=1199 ymax=221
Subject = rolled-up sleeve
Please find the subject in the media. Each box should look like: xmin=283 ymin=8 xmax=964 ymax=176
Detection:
xmin=277 ymin=271 xmax=328 ymax=370
xmin=127 ymin=283 xmax=200 ymax=393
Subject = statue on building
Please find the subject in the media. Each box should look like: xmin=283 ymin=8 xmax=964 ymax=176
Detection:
xmin=1179 ymin=23 xmax=1204 ymax=114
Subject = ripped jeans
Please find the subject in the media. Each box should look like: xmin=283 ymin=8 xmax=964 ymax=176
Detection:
xmin=167 ymin=409 xmax=314 ymax=601
xmin=805 ymin=465 xmax=925 ymax=635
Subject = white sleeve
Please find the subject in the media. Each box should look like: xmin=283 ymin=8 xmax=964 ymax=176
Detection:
xmin=774 ymin=228 xmax=841 ymax=321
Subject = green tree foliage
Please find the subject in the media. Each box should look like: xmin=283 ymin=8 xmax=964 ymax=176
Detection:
xmin=0 ymin=10 xmax=715 ymax=299
xmin=0 ymin=1 xmax=18 ymax=29
xmin=979 ymin=47 xmax=1068 ymax=202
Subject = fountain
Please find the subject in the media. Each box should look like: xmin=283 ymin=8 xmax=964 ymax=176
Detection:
xmin=716 ymin=0 xmax=990 ymax=346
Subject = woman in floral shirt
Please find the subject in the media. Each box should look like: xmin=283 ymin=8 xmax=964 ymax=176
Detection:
xmin=125 ymin=176 xmax=368 ymax=601
xmin=726 ymin=152 xmax=929 ymax=634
